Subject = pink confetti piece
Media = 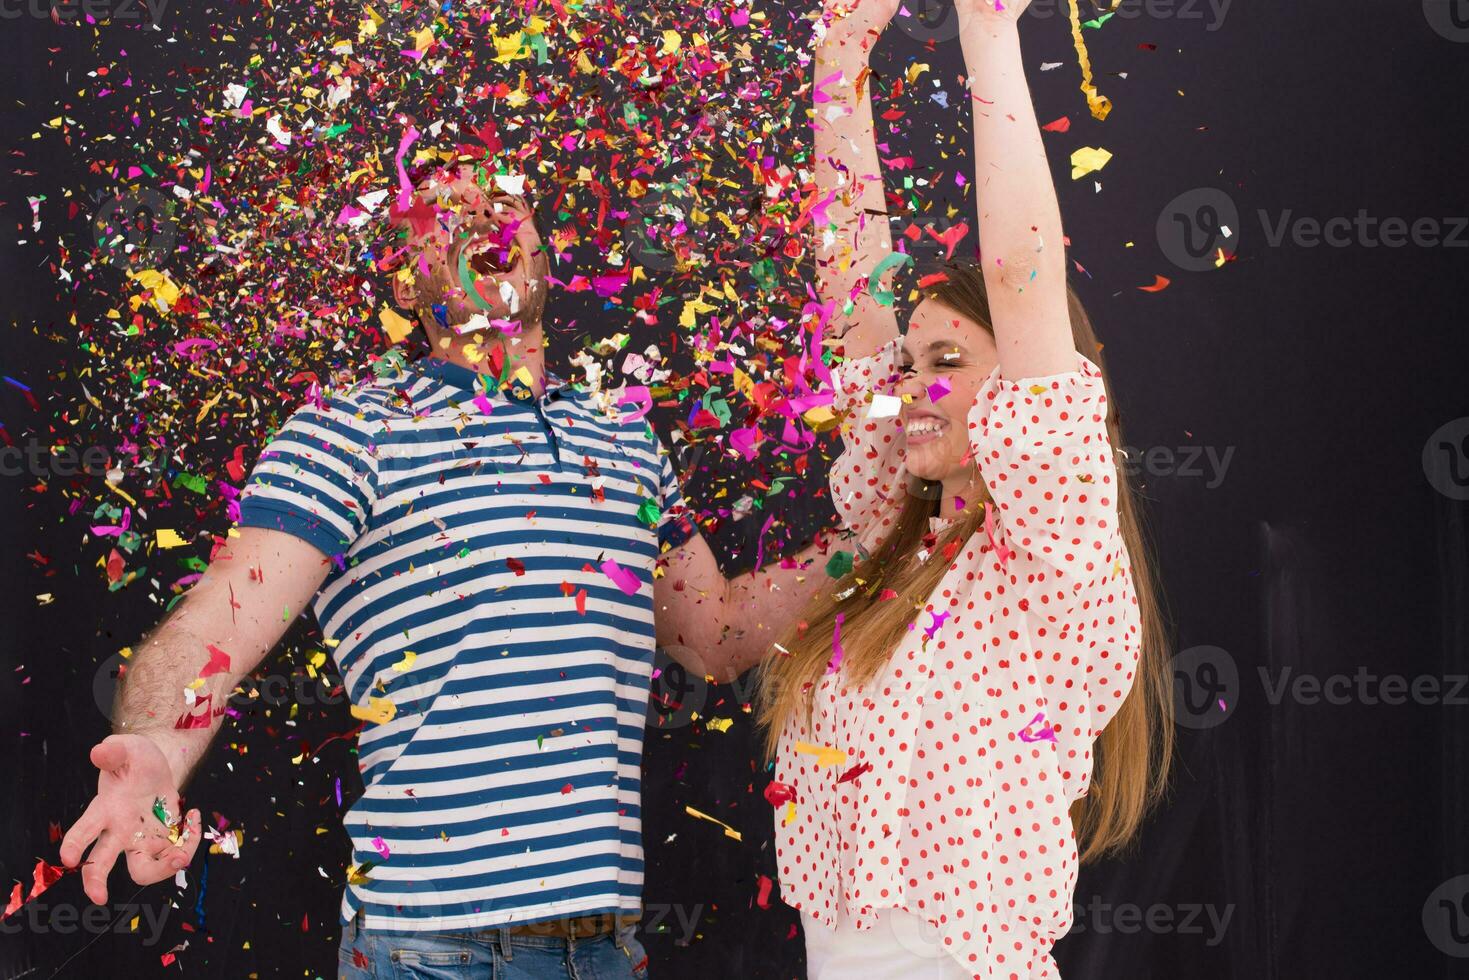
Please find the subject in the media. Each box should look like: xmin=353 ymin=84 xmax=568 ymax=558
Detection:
xmin=1018 ymin=712 xmax=1057 ymax=743
xmin=926 ymin=377 xmax=951 ymax=403
xmin=730 ymin=426 xmax=762 ymax=461
xmin=600 ymin=558 xmax=642 ymax=596
xmin=616 ymin=386 xmax=652 ymax=424
xmin=826 ymin=613 xmax=845 ymax=675
xmin=371 ymin=836 xmax=391 ymax=860
xmin=393 ymin=126 xmax=421 ymax=211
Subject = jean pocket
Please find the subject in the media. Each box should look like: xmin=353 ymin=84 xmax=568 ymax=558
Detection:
xmin=613 ymin=925 xmax=650 ymax=979
xmin=391 ymin=945 xmax=473 ymax=980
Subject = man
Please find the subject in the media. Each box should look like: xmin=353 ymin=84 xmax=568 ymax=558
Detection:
xmin=59 ymin=149 xmax=831 ymax=977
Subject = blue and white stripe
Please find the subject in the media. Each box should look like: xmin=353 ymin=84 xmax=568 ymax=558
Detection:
xmin=239 ymin=356 xmax=691 ymax=931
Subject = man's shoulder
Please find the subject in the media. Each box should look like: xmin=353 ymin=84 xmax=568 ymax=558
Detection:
xmin=561 ymin=388 xmax=667 ymax=452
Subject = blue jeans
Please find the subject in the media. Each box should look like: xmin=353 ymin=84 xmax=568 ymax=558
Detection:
xmin=337 ymin=911 xmax=651 ymax=980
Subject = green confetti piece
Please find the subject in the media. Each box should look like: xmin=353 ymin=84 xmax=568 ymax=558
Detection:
xmin=868 ymin=252 xmax=913 ymax=307
xmin=636 ymin=498 xmax=660 ymax=528
xmin=825 ymin=551 xmax=853 ymax=579
xmin=152 ymin=797 xmax=170 ymax=825
xmin=173 ymin=472 xmax=207 ymax=495
xmin=324 ymin=123 xmax=352 ymax=139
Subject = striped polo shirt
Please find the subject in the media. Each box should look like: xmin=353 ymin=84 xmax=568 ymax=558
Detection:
xmin=238 ymin=354 xmax=693 ymax=932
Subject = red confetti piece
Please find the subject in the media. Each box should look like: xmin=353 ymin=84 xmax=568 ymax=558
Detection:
xmin=756 ymin=874 xmax=774 ymax=909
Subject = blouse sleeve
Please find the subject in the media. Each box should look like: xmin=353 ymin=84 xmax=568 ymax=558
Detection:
xmin=827 ymin=336 xmax=907 ymax=550
xmin=970 ymin=353 xmax=1142 ymax=799
xmin=967 ymin=353 xmax=1128 ymax=621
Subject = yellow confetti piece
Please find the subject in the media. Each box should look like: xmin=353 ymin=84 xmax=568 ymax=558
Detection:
xmin=659 ymin=29 xmax=682 ymax=55
xmin=1069 ymin=146 xmax=1112 ymax=180
xmin=802 ymin=405 xmax=838 ymax=433
xmin=706 ymin=717 xmax=733 ymax=733
xmin=783 ymin=801 xmax=796 ymax=826
xmin=155 ymin=528 xmax=189 ymax=549
xmin=685 ymin=806 xmax=742 ymax=841
xmin=793 ymin=741 xmax=848 ymax=768
xmin=1028 ymin=384 xmax=1049 ymax=395
xmin=392 ymin=651 xmax=417 ymax=673
xmin=104 ymin=479 xmax=136 ymax=507
xmin=379 ymin=305 xmax=416 ymax=344
xmin=1067 ymin=0 xmax=1113 ymax=120
xmin=350 ymin=697 xmax=397 ymax=725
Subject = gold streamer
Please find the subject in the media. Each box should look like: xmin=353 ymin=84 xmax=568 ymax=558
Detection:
xmin=1067 ymin=0 xmax=1113 ymax=121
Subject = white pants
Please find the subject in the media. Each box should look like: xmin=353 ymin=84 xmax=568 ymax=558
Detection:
xmin=802 ymin=907 xmax=975 ymax=980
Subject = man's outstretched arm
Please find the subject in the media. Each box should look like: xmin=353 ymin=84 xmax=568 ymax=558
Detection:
xmin=59 ymin=525 xmax=332 ymax=904
xmin=655 ymin=528 xmax=839 ymax=684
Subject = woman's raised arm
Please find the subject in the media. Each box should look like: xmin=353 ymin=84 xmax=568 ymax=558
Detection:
xmin=959 ymin=1 xmax=1079 ymax=380
xmin=812 ymin=0 xmax=903 ymax=362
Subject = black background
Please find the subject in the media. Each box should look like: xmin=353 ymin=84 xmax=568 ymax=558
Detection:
xmin=4 ymin=1 xmax=1469 ymax=978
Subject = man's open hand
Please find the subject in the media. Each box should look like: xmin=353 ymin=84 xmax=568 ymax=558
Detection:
xmin=59 ymin=734 xmax=201 ymax=904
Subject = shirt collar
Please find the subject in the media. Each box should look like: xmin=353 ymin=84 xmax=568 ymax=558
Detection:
xmin=414 ymin=356 xmax=574 ymax=403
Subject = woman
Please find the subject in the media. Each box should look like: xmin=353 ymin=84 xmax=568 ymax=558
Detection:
xmin=756 ymin=2 xmax=1173 ymax=977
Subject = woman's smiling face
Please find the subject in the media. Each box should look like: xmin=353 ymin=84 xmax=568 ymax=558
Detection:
xmin=896 ymin=298 xmax=999 ymax=485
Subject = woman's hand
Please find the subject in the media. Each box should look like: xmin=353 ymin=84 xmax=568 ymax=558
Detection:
xmin=957 ymin=0 xmax=1032 ymax=23
xmin=819 ymin=0 xmax=903 ymax=46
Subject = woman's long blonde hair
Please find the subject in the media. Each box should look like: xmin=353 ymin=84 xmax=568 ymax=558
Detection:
xmin=756 ymin=263 xmax=1173 ymax=863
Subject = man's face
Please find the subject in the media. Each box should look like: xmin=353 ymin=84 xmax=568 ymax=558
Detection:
xmin=391 ymin=164 xmax=546 ymax=336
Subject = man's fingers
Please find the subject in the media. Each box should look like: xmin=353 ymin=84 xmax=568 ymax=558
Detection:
xmin=128 ymin=808 xmax=201 ymax=880
xmin=125 ymin=846 xmax=186 ymax=884
xmin=58 ymin=798 xmax=106 ymax=868
xmin=90 ymin=736 xmax=131 ymax=773
xmin=79 ymin=831 xmax=122 ymax=905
